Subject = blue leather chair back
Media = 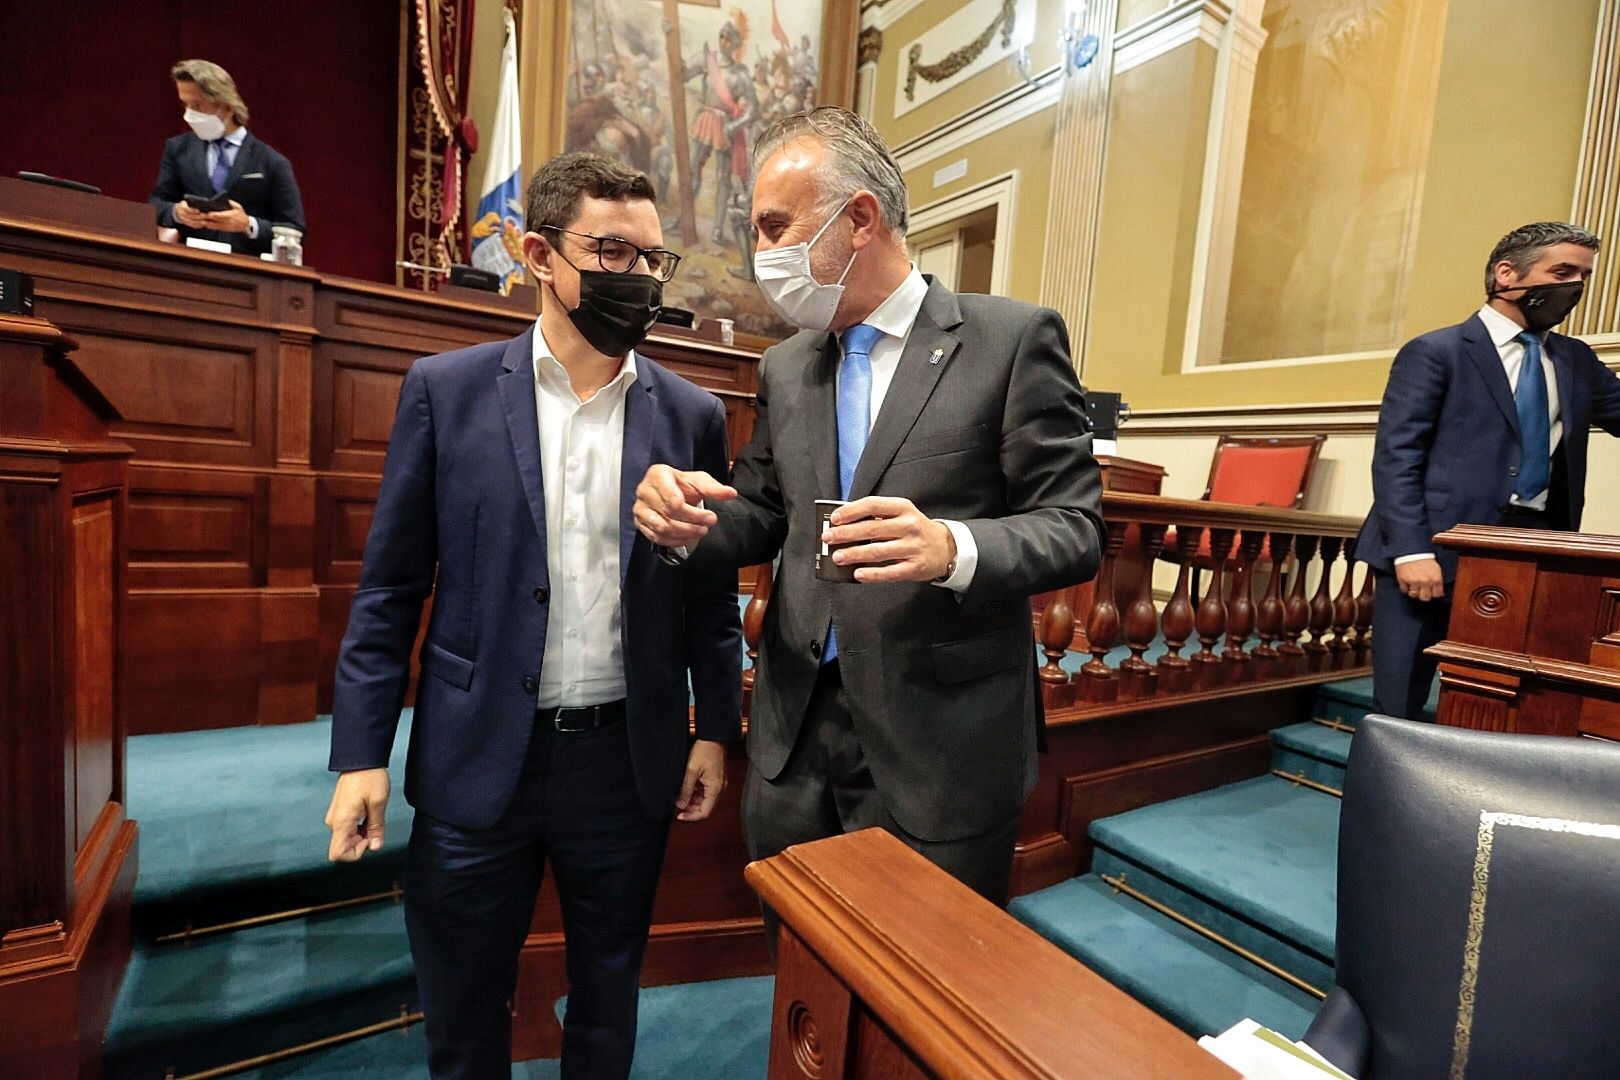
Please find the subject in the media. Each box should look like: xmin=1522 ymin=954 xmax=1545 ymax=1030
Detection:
xmin=1306 ymin=715 xmax=1620 ymax=1079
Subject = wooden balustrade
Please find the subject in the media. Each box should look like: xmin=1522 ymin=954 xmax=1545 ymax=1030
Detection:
xmin=733 ymin=493 xmax=1372 ymax=718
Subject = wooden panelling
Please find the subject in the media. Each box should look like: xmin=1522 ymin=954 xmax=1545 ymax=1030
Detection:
xmin=315 ymin=476 xmax=379 ymax=584
xmin=0 ymin=314 xmax=136 ymax=1079
xmin=320 ymin=346 xmax=411 ymax=475
xmin=126 ymin=468 xmax=266 ymax=589
xmin=72 ymin=495 xmax=118 ymax=853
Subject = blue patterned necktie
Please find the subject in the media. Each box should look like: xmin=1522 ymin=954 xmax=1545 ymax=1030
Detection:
xmin=824 ymin=323 xmax=883 ymax=664
xmin=211 ymin=140 xmax=232 ymax=193
xmin=1513 ymin=331 xmax=1550 ymax=501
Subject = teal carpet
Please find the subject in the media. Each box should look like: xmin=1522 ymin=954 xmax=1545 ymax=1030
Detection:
xmin=126 ymin=712 xmax=416 ymax=935
xmin=232 ymin=976 xmax=775 ymax=1079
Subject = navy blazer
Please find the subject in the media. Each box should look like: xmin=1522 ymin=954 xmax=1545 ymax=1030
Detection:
xmin=329 ymin=329 xmax=742 ymax=830
xmin=149 ymin=131 xmax=306 ymax=255
xmin=1357 ymin=312 xmax=1620 ymax=579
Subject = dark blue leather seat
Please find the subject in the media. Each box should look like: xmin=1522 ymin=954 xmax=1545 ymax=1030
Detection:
xmin=1304 ymin=715 xmax=1620 ymax=1079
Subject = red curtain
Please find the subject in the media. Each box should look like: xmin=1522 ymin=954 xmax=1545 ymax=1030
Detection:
xmin=0 ymin=0 xmax=400 ymax=283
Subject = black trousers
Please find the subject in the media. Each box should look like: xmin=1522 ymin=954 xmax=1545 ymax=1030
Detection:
xmin=743 ymin=660 xmax=1019 ymax=949
xmin=404 ymin=717 xmax=669 ymax=1080
xmin=1370 ymin=569 xmax=1452 ymax=721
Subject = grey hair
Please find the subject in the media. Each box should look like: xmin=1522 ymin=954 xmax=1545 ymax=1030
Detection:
xmin=1485 ymin=221 xmax=1600 ymax=294
xmin=172 ymin=59 xmax=250 ymax=124
xmin=753 ymin=107 xmax=910 ymax=233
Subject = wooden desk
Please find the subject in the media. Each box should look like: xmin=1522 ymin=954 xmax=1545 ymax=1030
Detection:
xmin=747 ymin=829 xmax=1237 ymax=1079
xmin=0 ymin=188 xmax=761 ymax=734
xmin=1433 ymin=524 xmax=1620 ymax=738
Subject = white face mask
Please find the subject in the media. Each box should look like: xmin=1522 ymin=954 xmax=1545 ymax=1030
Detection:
xmin=753 ymin=199 xmax=858 ymax=331
xmin=185 ymin=107 xmax=227 ymax=141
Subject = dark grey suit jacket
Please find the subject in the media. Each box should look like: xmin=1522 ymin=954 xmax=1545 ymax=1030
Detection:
xmin=694 ymin=278 xmax=1104 ymax=842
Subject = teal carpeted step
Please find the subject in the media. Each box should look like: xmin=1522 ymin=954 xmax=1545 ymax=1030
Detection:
xmin=1010 ymin=875 xmax=1318 ymax=1040
xmin=1088 ymin=776 xmax=1339 ymax=991
xmin=1270 ymin=721 xmax=1352 ymax=790
xmin=229 ymin=976 xmax=776 ymax=1079
xmin=1314 ymin=674 xmax=1438 ymax=724
xmin=104 ymin=898 xmax=417 ymax=1079
xmin=126 ymin=713 xmax=416 ymax=937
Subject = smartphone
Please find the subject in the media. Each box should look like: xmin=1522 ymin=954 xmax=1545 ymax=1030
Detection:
xmin=182 ymin=192 xmax=232 ymax=213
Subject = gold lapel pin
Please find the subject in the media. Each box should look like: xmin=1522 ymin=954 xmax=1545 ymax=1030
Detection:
xmin=929 ymin=348 xmax=944 ymax=365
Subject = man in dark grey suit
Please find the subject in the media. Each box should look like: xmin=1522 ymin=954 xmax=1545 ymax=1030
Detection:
xmin=634 ymin=108 xmax=1103 ymax=905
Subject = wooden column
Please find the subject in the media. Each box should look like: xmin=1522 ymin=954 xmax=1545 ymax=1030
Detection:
xmin=0 ymin=315 xmax=137 ymax=1078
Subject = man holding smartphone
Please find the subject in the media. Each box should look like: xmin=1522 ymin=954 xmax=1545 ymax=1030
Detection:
xmin=149 ymin=59 xmax=306 ymax=256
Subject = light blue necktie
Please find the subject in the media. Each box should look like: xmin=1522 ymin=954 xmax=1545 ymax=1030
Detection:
xmin=211 ymin=140 xmax=233 ymax=193
xmin=823 ymin=323 xmax=883 ymax=664
xmin=1513 ymin=331 xmax=1551 ymax=502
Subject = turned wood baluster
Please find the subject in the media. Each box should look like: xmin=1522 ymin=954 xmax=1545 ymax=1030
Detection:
xmin=1305 ymin=536 xmax=1341 ymax=672
xmin=1281 ymin=534 xmax=1315 ymax=671
xmin=1120 ymin=523 xmax=1167 ymax=699
xmin=1224 ymin=530 xmax=1265 ymax=681
xmin=1038 ymin=586 xmax=1077 ymax=688
xmin=1353 ymin=554 xmax=1375 ymax=665
xmin=1330 ymin=543 xmax=1357 ymax=669
xmin=1081 ymin=519 xmax=1128 ymax=703
xmin=1157 ymin=525 xmax=1202 ymax=695
xmin=741 ymin=560 xmax=774 ymax=692
xmin=1252 ymin=532 xmax=1289 ymax=676
xmin=1191 ymin=528 xmax=1234 ymax=688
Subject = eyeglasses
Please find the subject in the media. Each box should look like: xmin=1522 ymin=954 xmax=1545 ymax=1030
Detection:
xmin=540 ymin=226 xmax=682 ymax=282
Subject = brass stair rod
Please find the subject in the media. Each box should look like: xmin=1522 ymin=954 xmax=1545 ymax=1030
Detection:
xmin=1100 ymin=872 xmax=1328 ymax=1001
xmin=168 ymin=1006 xmax=423 ymax=1080
xmin=153 ymin=884 xmax=403 ymax=944
xmin=1271 ymin=769 xmax=1344 ymax=798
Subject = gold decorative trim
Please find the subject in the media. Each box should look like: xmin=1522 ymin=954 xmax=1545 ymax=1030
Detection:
xmin=1100 ymin=872 xmax=1327 ymax=1000
xmin=1270 ymin=770 xmax=1342 ymax=798
xmin=1451 ymin=810 xmax=1620 ymax=1079
xmin=858 ymin=26 xmax=884 ymax=68
xmin=904 ymin=0 xmax=1017 ymax=101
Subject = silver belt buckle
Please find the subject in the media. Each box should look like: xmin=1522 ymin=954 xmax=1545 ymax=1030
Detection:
xmin=552 ymin=706 xmax=593 ymax=732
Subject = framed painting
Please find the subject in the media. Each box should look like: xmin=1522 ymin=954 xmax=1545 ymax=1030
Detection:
xmin=540 ymin=0 xmax=859 ymax=342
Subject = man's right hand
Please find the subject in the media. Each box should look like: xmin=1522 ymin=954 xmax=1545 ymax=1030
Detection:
xmin=1394 ymin=556 xmax=1445 ymax=602
xmin=325 ymin=768 xmax=390 ymax=862
xmin=633 ymin=464 xmax=737 ymax=549
xmin=173 ymin=201 xmax=208 ymax=230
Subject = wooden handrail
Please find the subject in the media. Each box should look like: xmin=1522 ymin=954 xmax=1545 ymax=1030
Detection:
xmin=1436 ymin=522 xmax=1620 ymax=559
xmin=1102 ymin=491 xmax=1363 ymax=536
xmin=746 ymin=829 xmax=1238 ymax=1079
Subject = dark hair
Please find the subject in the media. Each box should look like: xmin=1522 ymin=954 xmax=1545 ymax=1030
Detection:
xmin=524 ymin=152 xmax=657 ymax=234
xmin=1484 ymin=221 xmax=1600 ymax=294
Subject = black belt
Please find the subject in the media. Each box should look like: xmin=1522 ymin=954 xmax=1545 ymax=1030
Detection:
xmin=537 ymin=700 xmax=626 ymax=733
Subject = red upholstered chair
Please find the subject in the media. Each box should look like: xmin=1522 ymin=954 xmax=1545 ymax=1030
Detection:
xmin=1161 ymin=434 xmax=1327 ymax=569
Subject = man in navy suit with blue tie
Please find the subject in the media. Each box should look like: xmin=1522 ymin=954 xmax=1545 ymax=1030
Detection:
xmin=322 ymin=153 xmax=740 ymax=1079
xmin=149 ymin=59 xmax=306 ymax=256
xmin=1357 ymin=222 xmax=1620 ymax=720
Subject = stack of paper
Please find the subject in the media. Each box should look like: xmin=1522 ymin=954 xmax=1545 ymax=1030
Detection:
xmin=1198 ymin=1018 xmax=1356 ymax=1079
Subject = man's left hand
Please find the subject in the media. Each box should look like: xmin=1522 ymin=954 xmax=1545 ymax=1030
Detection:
xmin=675 ymin=739 xmax=727 ymax=822
xmin=824 ymin=496 xmax=956 ymax=583
xmin=203 ymin=200 xmax=252 ymax=234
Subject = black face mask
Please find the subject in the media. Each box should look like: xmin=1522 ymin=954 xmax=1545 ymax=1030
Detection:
xmin=1490 ymin=279 xmax=1585 ymax=334
xmin=565 ymin=268 xmax=663 ymax=358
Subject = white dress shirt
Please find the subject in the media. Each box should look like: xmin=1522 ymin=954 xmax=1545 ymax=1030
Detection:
xmin=532 ymin=323 xmax=636 ymax=706
xmin=1394 ymin=303 xmax=1562 ymax=565
xmin=839 ymin=267 xmax=979 ymax=591
xmin=208 ymin=127 xmax=258 ymax=240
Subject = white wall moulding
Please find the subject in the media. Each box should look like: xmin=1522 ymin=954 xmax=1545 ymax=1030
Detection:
xmin=893 ymin=0 xmax=1036 ymax=117
xmin=861 ymin=0 xmax=930 ymax=33
xmin=1121 ymin=401 xmax=1382 ymax=437
xmin=891 ymin=63 xmax=1061 ymax=173
xmin=1112 ymin=0 xmax=1229 ymax=75
xmin=908 ymin=172 xmax=1019 ymax=297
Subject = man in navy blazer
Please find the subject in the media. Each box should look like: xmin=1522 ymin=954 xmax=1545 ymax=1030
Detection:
xmin=323 ymin=153 xmax=740 ymax=1079
xmin=1357 ymin=222 xmax=1620 ymax=720
xmin=149 ymin=59 xmax=306 ymax=256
